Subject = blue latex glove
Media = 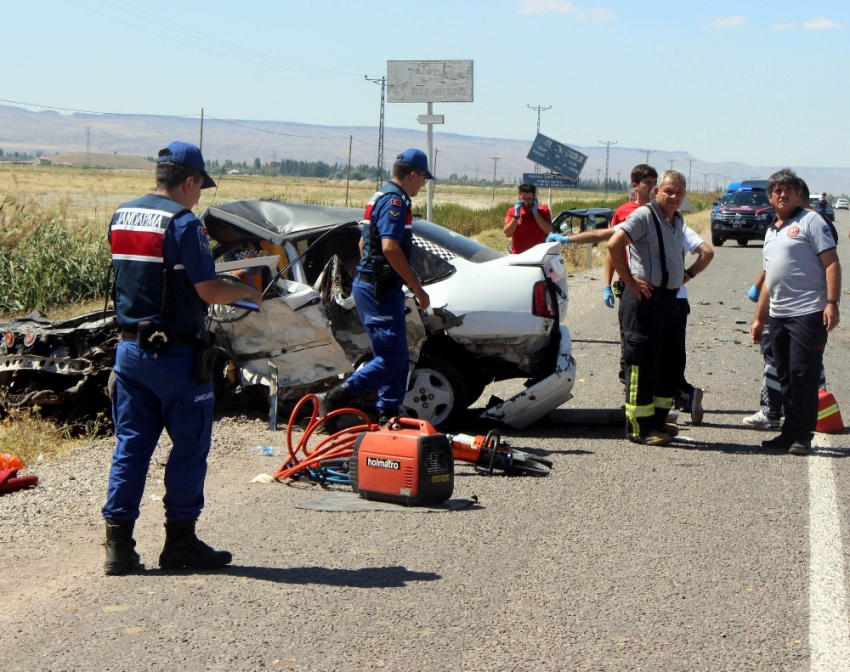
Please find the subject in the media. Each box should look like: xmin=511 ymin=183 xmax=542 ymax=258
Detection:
xmin=532 ymin=197 xmax=539 ymax=214
xmin=603 ymin=285 xmax=616 ymax=308
xmin=747 ymin=284 xmax=760 ymax=302
xmin=546 ymin=233 xmax=570 ymax=244
xmin=514 ymin=200 xmax=523 ymax=218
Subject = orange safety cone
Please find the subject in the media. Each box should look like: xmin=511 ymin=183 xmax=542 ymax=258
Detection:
xmin=816 ymin=389 xmax=844 ymax=433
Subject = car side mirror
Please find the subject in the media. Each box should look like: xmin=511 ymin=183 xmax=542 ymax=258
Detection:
xmin=713 ymin=201 xmax=718 ymax=206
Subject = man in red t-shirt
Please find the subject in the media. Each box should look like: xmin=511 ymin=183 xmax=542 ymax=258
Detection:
xmin=603 ymin=164 xmax=658 ymax=307
xmin=504 ymin=182 xmax=553 ymax=254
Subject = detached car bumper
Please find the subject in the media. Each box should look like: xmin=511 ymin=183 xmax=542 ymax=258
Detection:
xmin=480 ymin=325 xmax=576 ymax=429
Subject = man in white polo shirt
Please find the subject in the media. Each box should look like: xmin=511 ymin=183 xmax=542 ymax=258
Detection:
xmin=749 ymin=169 xmax=841 ymax=456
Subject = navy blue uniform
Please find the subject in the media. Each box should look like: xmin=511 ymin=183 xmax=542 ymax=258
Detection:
xmin=102 ymin=195 xmax=217 ymax=522
xmin=344 ymin=182 xmax=413 ymax=416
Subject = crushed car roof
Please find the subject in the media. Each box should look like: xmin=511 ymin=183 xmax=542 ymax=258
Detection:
xmin=201 ymin=201 xmax=364 ymax=241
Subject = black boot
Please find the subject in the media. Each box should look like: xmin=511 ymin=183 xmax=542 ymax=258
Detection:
xmin=317 ymin=383 xmax=353 ymax=432
xmin=104 ymin=519 xmax=141 ymax=576
xmin=158 ymin=520 xmax=232 ymax=570
xmin=318 ymin=383 xmax=352 ymax=415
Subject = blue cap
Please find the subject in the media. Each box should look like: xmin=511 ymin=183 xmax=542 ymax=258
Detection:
xmin=156 ymin=141 xmax=216 ymax=189
xmin=395 ymin=148 xmax=434 ymax=180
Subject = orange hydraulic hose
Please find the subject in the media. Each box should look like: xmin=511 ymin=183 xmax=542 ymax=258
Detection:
xmin=272 ymin=393 xmax=375 ymax=482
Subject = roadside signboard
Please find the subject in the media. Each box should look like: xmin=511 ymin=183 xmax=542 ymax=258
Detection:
xmin=522 ymin=173 xmax=576 ymax=189
xmin=387 ymin=60 xmax=474 ymax=103
xmin=526 ymin=133 xmax=588 ymax=183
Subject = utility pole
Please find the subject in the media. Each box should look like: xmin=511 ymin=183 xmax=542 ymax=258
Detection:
xmin=686 ymin=158 xmax=697 ymax=191
xmin=365 ymin=75 xmax=386 ymax=189
xmin=600 ymin=140 xmax=617 ymax=199
xmin=528 ymin=105 xmax=551 ymax=171
xmin=345 ymin=135 xmax=352 ymax=207
xmin=639 ymin=149 xmax=656 ymax=164
xmin=667 ymin=157 xmax=677 ymax=170
xmin=85 ymin=126 xmax=91 ymax=167
xmin=199 ymin=108 xmax=204 ymax=152
xmin=616 ymin=171 xmax=622 ymax=191
xmin=701 ymin=172 xmax=711 ymax=194
xmin=713 ymin=173 xmax=723 ymax=192
xmin=596 ymin=168 xmax=602 ymax=192
xmin=491 ymin=157 xmax=500 ymax=203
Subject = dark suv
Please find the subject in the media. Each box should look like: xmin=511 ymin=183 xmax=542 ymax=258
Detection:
xmin=710 ymin=181 xmax=775 ymax=246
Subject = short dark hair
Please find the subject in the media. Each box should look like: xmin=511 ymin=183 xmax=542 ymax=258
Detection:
xmin=799 ymin=179 xmax=810 ymax=202
xmin=767 ymin=168 xmax=803 ymax=196
xmin=630 ymin=164 xmax=658 ymax=184
xmin=392 ymin=162 xmax=418 ymax=180
xmin=156 ymin=160 xmax=203 ymax=190
xmin=518 ymin=182 xmax=536 ymax=195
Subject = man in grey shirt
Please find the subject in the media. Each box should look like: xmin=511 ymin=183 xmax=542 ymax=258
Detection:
xmin=750 ymin=169 xmax=841 ymax=455
xmin=608 ymin=170 xmax=689 ymax=446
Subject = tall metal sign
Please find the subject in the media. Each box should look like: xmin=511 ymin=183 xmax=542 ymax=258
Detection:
xmin=387 ymin=60 xmax=473 ymax=222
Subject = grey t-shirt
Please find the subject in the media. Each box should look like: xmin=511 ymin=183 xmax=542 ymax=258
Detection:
xmin=763 ymin=208 xmax=836 ymax=318
xmin=618 ymin=201 xmax=685 ymax=290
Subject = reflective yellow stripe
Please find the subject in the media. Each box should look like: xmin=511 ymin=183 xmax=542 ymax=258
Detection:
xmin=627 ymin=365 xmax=642 ymax=436
xmin=818 ymin=404 xmax=839 ymax=420
xmin=625 ymin=403 xmax=655 ymax=417
xmin=653 ymin=396 xmax=674 ymax=410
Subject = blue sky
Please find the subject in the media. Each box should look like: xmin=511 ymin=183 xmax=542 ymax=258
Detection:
xmin=2 ymin=0 xmax=848 ymax=167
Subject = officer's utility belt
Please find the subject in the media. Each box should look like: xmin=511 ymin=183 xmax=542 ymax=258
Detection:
xmin=357 ymin=261 xmax=400 ymax=301
xmin=121 ymin=321 xmax=219 ymax=384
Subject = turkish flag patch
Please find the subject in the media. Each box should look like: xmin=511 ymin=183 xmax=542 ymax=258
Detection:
xmin=390 ymin=198 xmax=403 ymax=207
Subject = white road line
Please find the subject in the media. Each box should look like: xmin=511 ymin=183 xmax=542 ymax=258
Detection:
xmin=809 ymin=433 xmax=850 ymax=671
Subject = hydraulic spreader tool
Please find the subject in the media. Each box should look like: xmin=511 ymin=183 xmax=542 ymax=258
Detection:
xmin=272 ymin=395 xmax=552 ymax=506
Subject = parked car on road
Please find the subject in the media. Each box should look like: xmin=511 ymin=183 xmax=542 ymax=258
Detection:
xmin=809 ymin=196 xmax=836 ymax=222
xmin=710 ymin=181 xmax=775 ymax=246
xmin=0 ymin=202 xmax=577 ymax=430
xmin=551 ymin=207 xmax=614 ymax=234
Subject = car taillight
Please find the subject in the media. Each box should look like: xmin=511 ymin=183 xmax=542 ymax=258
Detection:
xmin=533 ymin=281 xmax=556 ymax=318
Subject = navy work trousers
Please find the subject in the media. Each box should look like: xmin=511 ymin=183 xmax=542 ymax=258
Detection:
xmin=768 ymin=310 xmax=828 ymax=442
xmin=620 ymin=286 xmax=686 ymax=438
xmin=102 ymin=342 xmax=214 ymax=522
xmin=345 ymin=279 xmax=410 ymax=415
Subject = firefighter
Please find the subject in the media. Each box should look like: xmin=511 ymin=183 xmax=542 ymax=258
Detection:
xmin=607 ymin=170 xmax=690 ymax=446
xmin=102 ymin=142 xmax=263 ymax=575
xmin=320 ymin=150 xmax=431 ymax=425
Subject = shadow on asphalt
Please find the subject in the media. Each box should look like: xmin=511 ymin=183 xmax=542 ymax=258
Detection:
xmin=154 ymin=565 xmax=442 ymax=586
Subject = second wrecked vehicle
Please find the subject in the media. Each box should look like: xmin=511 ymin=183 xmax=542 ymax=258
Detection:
xmin=0 ymin=201 xmax=577 ymax=429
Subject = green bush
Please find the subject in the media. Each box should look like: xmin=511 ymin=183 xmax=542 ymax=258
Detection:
xmin=0 ymin=197 xmax=111 ymax=315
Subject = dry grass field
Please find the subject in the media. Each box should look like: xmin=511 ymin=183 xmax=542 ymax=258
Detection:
xmin=0 ymin=163 xmax=626 ymax=226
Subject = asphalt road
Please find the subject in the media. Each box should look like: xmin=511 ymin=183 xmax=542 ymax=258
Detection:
xmin=2 ymin=211 xmax=850 ymax=671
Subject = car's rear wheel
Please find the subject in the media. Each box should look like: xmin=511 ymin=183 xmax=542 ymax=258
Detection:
xmin=712 ymin=236 xmax=724 ymax=246
xmin=736 ymin=239 xmax=749 ymax=246
xmin=402 ymin=355 xmax=468 ymax=428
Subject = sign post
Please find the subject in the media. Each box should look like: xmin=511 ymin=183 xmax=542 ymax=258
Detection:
xmin=387 ymin=60 xmax=473 ymax=222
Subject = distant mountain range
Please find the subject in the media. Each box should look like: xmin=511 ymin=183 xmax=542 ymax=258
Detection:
xmin=2 ymin=104 xmax=848 ymax=194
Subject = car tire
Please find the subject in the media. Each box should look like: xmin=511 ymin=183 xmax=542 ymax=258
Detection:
xmin=403 ymin=355 xmax=468 ymax=428
xmin=712 ymin=236 xmax=724 ymax=247
xmin=736 ymin=239 xmax=749 ymax=246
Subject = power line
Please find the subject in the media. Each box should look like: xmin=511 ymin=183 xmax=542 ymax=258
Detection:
xmin=528 ymin=105 xmax=551 ymax=172
xmin=64 ymin=0 xmax=362 ymax=78
xmin=639 ymin=149 xmax=656 ymax=164
xmin=600 ymin=140 xmax=617 ymax=198
xmin=365 ymin=76 xmax=386 ymax=189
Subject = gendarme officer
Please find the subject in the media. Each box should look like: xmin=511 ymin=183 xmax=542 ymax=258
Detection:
xmin=321 ymin=149 xmax=431 ymax=425
xmin=102 ymin=141 xmax=263 ymax=575
xmin=607 ymin=170 xmax=688 ymax=446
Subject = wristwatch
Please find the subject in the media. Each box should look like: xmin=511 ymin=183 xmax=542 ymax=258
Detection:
xmin=685 ymin=268 xmax=696 ymax=279
xmin=827 ymin=300 xmax=840 ymax=307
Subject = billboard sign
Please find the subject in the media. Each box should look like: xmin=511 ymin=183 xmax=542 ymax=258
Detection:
xmin=387 ymin=60 xmax=474 ymax=103
xmin=526 ymin=133 xmax=588 ymax=183
xmin=522 ymin=173 xmax=576 ymax=189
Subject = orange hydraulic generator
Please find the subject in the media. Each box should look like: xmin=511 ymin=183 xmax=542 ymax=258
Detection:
xmin=349 ymin=417 xmax=454 ymax=506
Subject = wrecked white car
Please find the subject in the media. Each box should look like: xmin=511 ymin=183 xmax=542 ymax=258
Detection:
xmin=0 ymin=201 xmax=576 ymax=429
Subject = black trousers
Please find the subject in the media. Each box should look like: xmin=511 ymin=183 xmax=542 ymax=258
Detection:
xmin=620 ymin=286 xmax=686 ymax=437
xmin=768 ymin=311 xmax=828 ymax=442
